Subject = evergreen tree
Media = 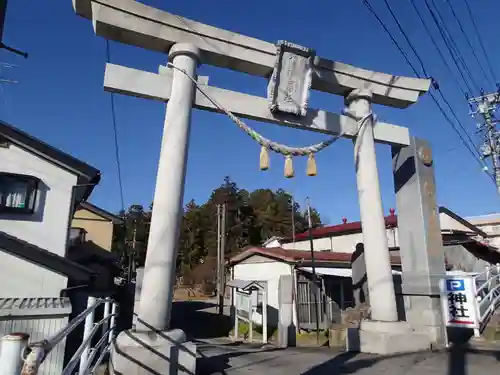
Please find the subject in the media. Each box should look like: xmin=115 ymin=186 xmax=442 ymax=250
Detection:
xmin=114 ymin=177 xmax=324 ymax=283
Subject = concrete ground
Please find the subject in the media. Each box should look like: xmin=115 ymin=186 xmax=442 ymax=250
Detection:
xmin=197 ymin=344 xmax=500 ymax=375
xmin=168 ymin=299 xmax=500 ymax=375
xmin=170 ymin=299 xmax=232 ymax=341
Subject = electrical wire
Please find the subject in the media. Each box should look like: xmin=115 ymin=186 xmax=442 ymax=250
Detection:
xmin=444 ymin=0 xmax=494 ymax=88
xmin=408 ymin=0 xmax=469 ymax=97
xmin=362 ymin=1 xmax=419 ymax=78
xmin=378 ymin=0 xmax=481 ymax=158
xmin=105 ymin=40 xmax=126 ymax=212
xmin=433 ymin=88 xmax=482 ymax=161
xmin=463 ymin=0 xmax=498 ymax=84
xmin=381 ymin=0 xmax=429 ymax=78
xmin=363 ymin=0 xmax=495 ymax=184
xmin=422 ymin=0 xmax=474 ymax=95
xmin=427 ymin=0 xmax=481 ymax=94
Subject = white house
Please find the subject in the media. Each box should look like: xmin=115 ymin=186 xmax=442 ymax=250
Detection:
xmin=228 ymin=207 xmax=500 ymax=330
xmin=0 ymin=120 xmax=101 ymax=297
xmin=466 ymin=213 xmax=500 ymax=249
xmin=264 ymin=207 xmax=489 ymax=253
xmin=228 ymin=246 xmax=403 ymax=330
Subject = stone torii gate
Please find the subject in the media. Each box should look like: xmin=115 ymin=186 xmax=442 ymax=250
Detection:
xmin=73 ymin=0 xmax=447 ymax=372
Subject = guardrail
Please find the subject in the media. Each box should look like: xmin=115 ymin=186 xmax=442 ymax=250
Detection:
xmin=473 ymin=264 xmax=500 ymax=335
xmin=4 ymin=297 xmax=119 ymax=375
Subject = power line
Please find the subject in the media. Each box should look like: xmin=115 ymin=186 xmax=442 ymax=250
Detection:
xmin=426 ymin=0 xmax=481 ymax=94
xmin=430 ymin=90 xmax=493 ymax=180
xmin=462 ymin=0 xmax=498 ymax=84
xmin=434 ymin=88 xmax=481 ymax=160
xmin=362 ymin=1 xmax=419 ymax=78
xmin=408 ymin=0 xmax=468 ymax=97
xmin=379 ymin=0 xmax=480 ymax=157
xmin=444 ymin=0 xmax=494 ymax=88
xmin=404 ymin=0 xmax=481 ymax=152
xmin=363 ymin=0 xmax=495 ymax=184
xmin=381 ymin=0 xmax=429 ymax=78
xmin=105 ymin=40 xmax=125 ymax=212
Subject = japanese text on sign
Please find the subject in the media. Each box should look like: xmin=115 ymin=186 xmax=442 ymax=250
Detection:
xmin=439 ymin=277 xmax=479 ymax=329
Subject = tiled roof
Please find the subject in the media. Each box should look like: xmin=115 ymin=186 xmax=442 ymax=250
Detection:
xmin=289 ymin=207 xmax=486 ymax=242
xmin=78 ymin=201 xmax=123 ymax=224
xmin=227 ymin=246 xmax=402 ymax=266
xmin=0 ymin=120 xmax=101 ymax=204
xmin=0 ymin=120 xmax=100 ymax=182
xmin=291 ymin=215 xmax=398 ymax=241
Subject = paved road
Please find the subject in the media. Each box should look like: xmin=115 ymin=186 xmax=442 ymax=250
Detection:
xmin=171 ymin=300 xmax=232 ymax=340
xmin=197 ymin=345 xmax=500 ymax=375
xmin=171 ymin=300 xmax=500 ymax=375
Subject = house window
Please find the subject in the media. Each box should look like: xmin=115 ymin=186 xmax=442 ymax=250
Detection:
xmin=69 ymin=227 xmax=87 ymax=246
xmin=0 ymin=173 xmax=39 ymax=214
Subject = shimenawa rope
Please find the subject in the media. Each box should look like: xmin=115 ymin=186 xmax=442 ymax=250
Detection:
xmin=167 ymin=62 xmax=375 ymax=177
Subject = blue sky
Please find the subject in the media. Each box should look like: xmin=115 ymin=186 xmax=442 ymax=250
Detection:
xmin=2 ymin=0 xmax=500 ymax=224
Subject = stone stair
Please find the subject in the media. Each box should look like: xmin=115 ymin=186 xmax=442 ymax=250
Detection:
xmin=469 ymin=310 xmax=500 ymax=351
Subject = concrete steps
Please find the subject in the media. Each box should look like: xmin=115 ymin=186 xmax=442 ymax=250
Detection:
xmin=468 ymin=337 xmax=500 ymax=351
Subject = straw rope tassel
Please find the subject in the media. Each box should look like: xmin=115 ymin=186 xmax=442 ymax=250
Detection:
xmin=259 ymin=146 xmax=270 ymax=171
xmin=306 ymin=153 xmax=317 ymax=176
xmin=284 ymin=155 xmax=294 ymax=178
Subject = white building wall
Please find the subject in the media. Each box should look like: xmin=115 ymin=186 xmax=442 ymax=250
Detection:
xmin=0 ymin=144 xmax=77 ymax=297
xmin=233 ymin=256 xmax=293 ymax=327
xmin=466 ymin=214 xmax=500 ymax=249
xmin=280 ymin=228 xmax=399 ymax=254
xmin=268 ymin=212 xmax=482 ymax=255
xmin=439 ymin=212 xmax=474 ymax=233
xmin=471 ymin=224 xmax=500 ymax=248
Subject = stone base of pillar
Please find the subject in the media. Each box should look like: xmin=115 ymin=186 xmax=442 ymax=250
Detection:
xmin=405 ymin=302 xmax=445 ymax=346
xmin=110 ymin=328 xmax=196 ymax=375
xmin=348 ymin=320 xmax=432 ymax=355
xmin=277 ymin=275 xmax=296 ymax=348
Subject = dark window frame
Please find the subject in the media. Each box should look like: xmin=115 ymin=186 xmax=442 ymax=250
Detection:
xmin=0 ymin=172 xmax=40 ymax=214
xmin=69 ymin=227 xmax=87 ymax=246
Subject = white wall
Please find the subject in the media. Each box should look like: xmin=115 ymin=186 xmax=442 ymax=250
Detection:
xmin=465 ymin=216 xmax=500 ymax=249
xmin=269 ymin=212 xmax=482 ymax=254
xmin=280 ymin=228 xmax=399 ymax=254
xmin=233 ymin=255 xmax=293 ymax=327
xmin=439 ymin=212 xmax=474 ymax=233
xmin=0 ymin=144 xmax=77 ymax=297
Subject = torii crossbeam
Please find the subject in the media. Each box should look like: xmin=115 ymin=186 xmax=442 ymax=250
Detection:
xmin=73 ymin=0 xmax=430 ymax=108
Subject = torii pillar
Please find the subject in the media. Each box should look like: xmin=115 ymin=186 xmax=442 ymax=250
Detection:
xmin=392 ymin=137 xmax=447 ymax=346
xmin=112 ymin=44 xmax=199 ymax=375
xmin=345 ymin=92 xmax=439 ymax=355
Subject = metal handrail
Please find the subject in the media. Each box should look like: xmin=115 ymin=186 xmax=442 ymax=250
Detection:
xmin=48 ymin=299 xmax=105 ymax=351
xmin=18 ymin=297 xmax=118 ymax=375
xmin=81 ymin=327 xmax=114 ymax=373
xmin=472 ymin=263 xmax=500 ymax=333
xmin=63 ymin=314 xmax=117 ymax=375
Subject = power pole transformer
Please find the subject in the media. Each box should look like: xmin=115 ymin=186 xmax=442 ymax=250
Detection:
xmin=468 ymin=89 xmax=500 ymax=194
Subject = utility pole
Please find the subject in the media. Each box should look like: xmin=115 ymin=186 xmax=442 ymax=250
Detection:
xmin=129 ymin=222 xmax=137 ymax=281
xmin=306 ymin=197 xmax=321 ymax=343
xmin=468 ymin=89 xmax=500 ymax=194
xmin=220 ymin=203 xmax=226 ymax=314
xmin=290 ymin=194 xmax=296 ymax=244
xmin=216 ymin=204 xmax=221 ymax=294
xmin=216 ymin=203 xmax=226 ymax=315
